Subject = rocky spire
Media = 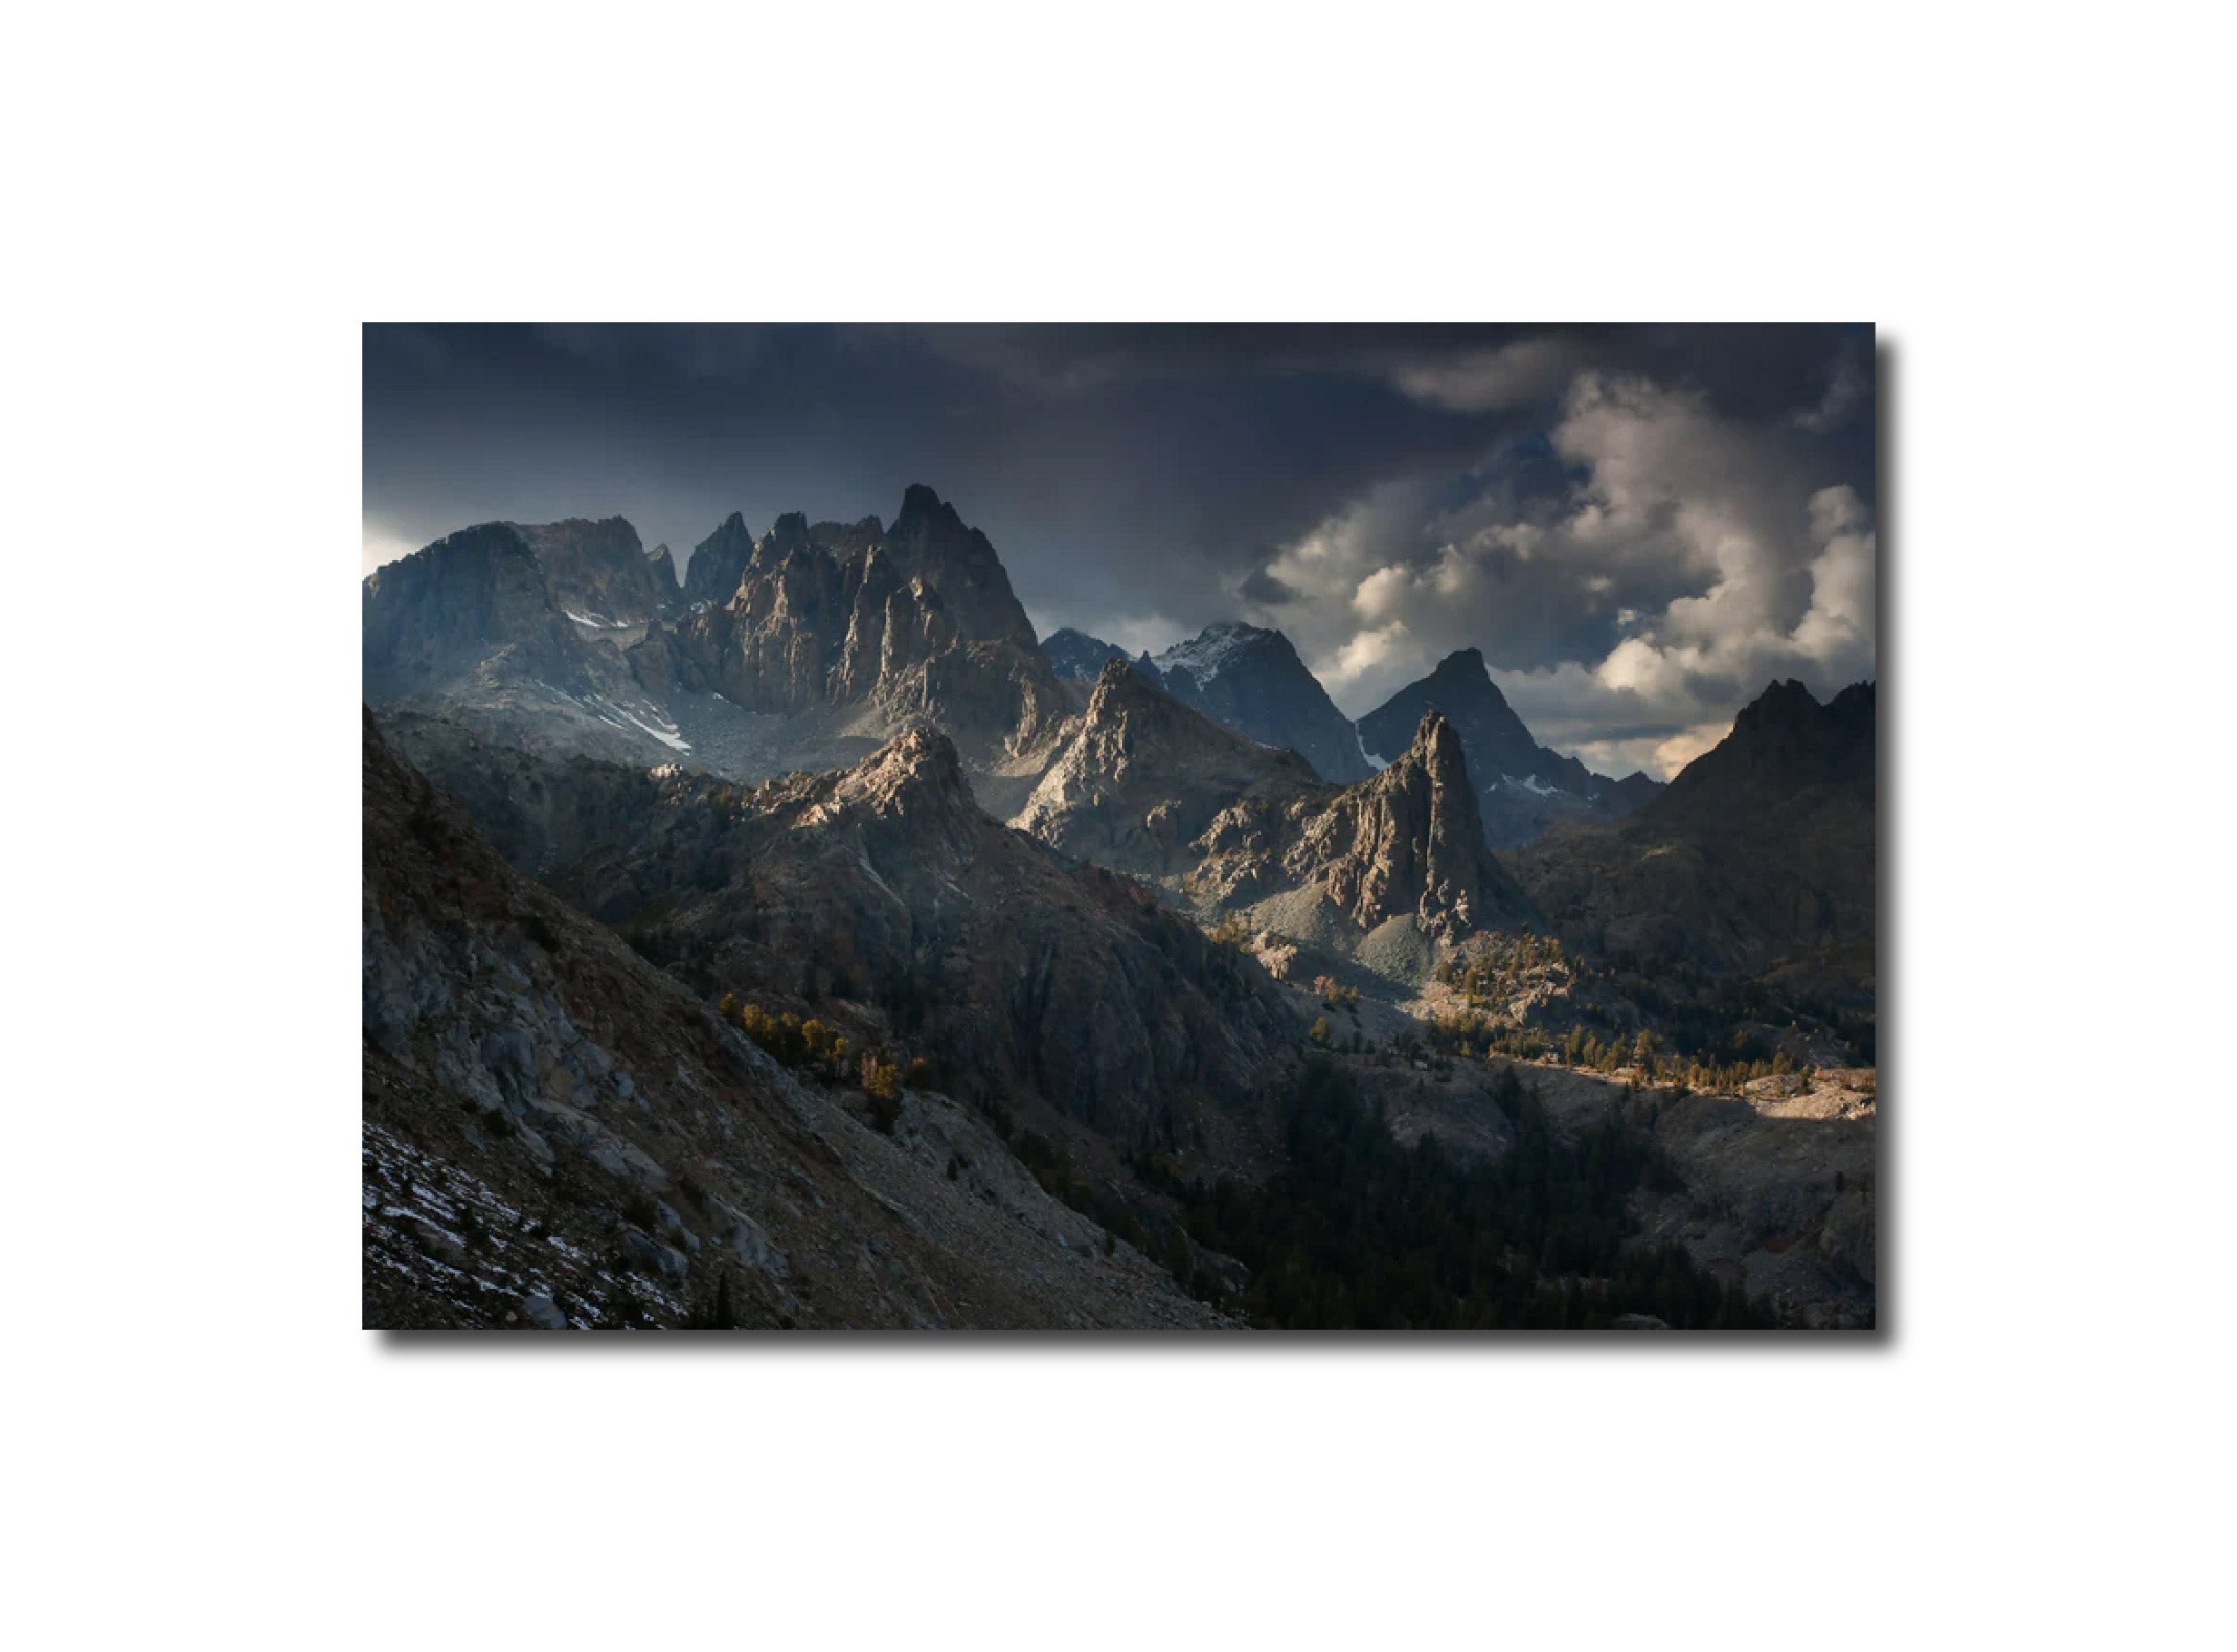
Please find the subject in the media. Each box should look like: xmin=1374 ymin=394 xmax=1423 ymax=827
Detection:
xmin=646 ymin=543 xmax=680 ymax=608
xmin=682 ymin=512 xmax=756 ymax=607
xmin=1190 ymin=708 xmax=1535 ymax=942
xmin=880 ymin=484 xmax=1040 ymax=650
xmin=1148 ymin=622 xmax=1373 ymax=783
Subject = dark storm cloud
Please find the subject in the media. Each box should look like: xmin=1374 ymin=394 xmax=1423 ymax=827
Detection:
xmin=363 ymin=322 xmax=1875 ymax=775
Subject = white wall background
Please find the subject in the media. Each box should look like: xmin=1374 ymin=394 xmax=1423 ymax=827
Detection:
xmin=4 ymin=5 xmax=2230 ymax=1648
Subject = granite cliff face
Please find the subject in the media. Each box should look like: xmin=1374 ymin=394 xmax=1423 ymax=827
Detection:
xmin=878 ymin=483 xmax=1040 ymax=650
xmin=1151 ymin=623 xmax=1375 ymax=783
xmin=362 ymin=523 xmax=587 ymax=704
xmin=634 ymin=491 xmax=1066 ymax=769
xmin=364 ymin=488 xmax=1070 ymax=785
xmin=680 ymin=511 xmax=757 ymax=608
xmin=362 ymin=708 xmax=1225 ymax=1329
xmin=1357 ymin=649 xmax=1660 ymax=847
xmin=362 ymin=522 xmax=692 ymax=766
xmin=1015 ymin=658 xmax=1320 ymax=875
xmin=513 ymin=516 xmax=668 ymax=627
xmin=1191 ymin=711 xmax=1537 ymax=945
xmin=646 ymin=544 xmax=681 ymax=609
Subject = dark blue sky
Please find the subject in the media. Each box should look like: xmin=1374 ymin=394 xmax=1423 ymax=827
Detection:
xmin=363 ymin=323 xmax=1875 ymax=775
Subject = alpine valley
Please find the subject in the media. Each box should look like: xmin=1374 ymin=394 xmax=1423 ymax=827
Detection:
xmin=365 ymin=487 xmax=1877 ymax=1332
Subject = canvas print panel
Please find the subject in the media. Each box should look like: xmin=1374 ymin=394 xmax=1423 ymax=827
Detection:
xmin=362 ymin=323 xmax=1877 ymax=1331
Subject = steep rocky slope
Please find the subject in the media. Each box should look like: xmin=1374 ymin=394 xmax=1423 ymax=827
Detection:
xmin=495 ymin=723 xmax=1306 ymax=1149
xmin=379 ymin=708 xmax=668 ymax=876
xmin=363 ymin=707 xmax=1227 ymax=1330
xmin=1014 ymin=658 xmax=1320 ymax=875
xmin=1151 ymin=622 xmax=1375 ymax=782
xmin=1357 ymin=649 xmax=1660 ymax=847
xmin=679 ymin=511 xmax=756 ymax=607
xmin=646 ymin=543 xmax=681 ymax=609
xmin=362 ymin=523 xmax=586 ymax=704
xmin=877 ymin=483 xmax=1040 ymax=649
xmin=1513 ymin=679 xmax=1877 ymax=993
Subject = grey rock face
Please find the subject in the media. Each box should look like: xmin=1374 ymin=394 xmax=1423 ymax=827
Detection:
xmin=623 ymin=1227 xmax=690 ymax=1282
xmin=1015 ymin=658 xmax=1318 ymax=875
xmin=646 ymin=544 xmax=681 ymax=610
xmin=1192 ymin=710 xmax=1537 ymax=943
xmin=513 ymin=517 xmax=665 ymax=625
xmin=681 ymin=512 xmax=756 ymax=607
xmin=636 ymin=493 xmax=1067 ymax=766
xmin=362 ymin=523 xmax=588 ymax=704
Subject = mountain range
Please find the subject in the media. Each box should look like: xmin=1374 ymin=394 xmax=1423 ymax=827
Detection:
xmin=364 ymin=482 xmax=1878 ymax=1329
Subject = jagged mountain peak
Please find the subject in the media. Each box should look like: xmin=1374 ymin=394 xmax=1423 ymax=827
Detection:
xmin=1041 ymin=627 xmax=1139 ymax=682
xmin=895 ymin=481 xmax=964 ymax=529
xmin=683 ymin=512 xmax=758 ymax=605
xmin=362 ymin=522 xmax=586 ymax=703
xmin=1148 ymin=620 xmax=1372 ymax=783
xmin=859 ymin=719 xmax=968 ymax=792
xmin=646 ymin=544 xmax=680 ymax=608
xmin=1087 ymin=650 xmax=1159 ymax=704
xmin=1156 ymin=619 xmax=1282 ymax=678
xmin=759 ymin=718 xmax=983 ymax=839
xmin=1426 ymin=644 xmax=1488 ymax=681
xmin=1360 ymin=648 xmax=1534 ymax=760
xmin=1652 ymin=676 xmax=1875 ymax=820
xmin=365 ymin=520 xmax=534 ymax=585
xmin=1361 ymin=709 xmax=1491 ymax=856
xmin=1188 ymin=699 xmax=1532 ymax=945
xmin=879 ymin=485 xmax=1039 ymax=650
xmin=1407 ymin=706 xmax=1466 ymax=771
xmin=1014 ymin=656 xmax=1319 ymax=872
xmin=1358 ymin=649 xmax=1657 ymax=847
